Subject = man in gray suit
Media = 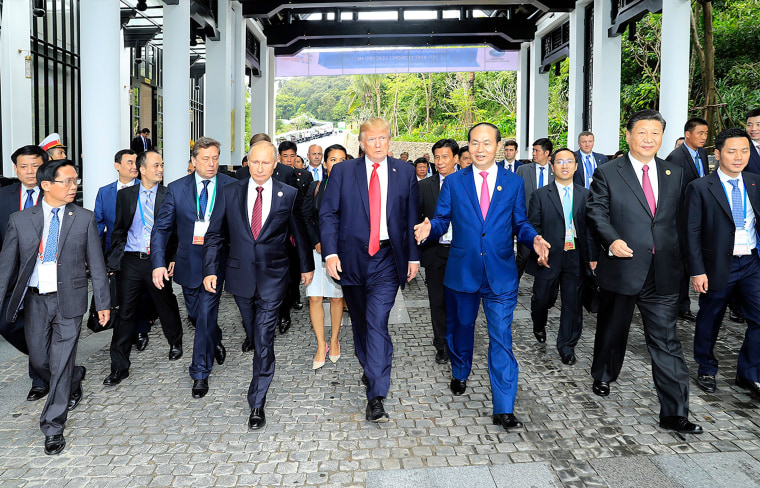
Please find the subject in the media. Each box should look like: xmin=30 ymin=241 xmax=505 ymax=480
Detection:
xmin=515 ymin=138 xmax=555 ymax=285
xmin=0 ymin=159 xmax=110 ymax=455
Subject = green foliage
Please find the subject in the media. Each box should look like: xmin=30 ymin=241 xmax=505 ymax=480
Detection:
xmin=548 ymin=58 xmax=569 ymax=149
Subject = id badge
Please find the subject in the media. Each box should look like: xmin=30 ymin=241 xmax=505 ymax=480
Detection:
xmin=441 ymin=223 xmax=453 ymax=244
xmin=38 ymin=261 xmax=57 ymax=294
xmin=734 ymin=229 xmax=751 ymax=255
xmin=193 ymin=221 xmax=210 ymax=245
xmin=564 ymin=228 xmax=576 ymax=251
xmin=143 ymin=233 xmax=151 ymax=255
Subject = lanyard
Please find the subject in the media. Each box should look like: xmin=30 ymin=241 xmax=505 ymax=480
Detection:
xmin=138 ymin=190 xmax=151 ymax=227
xmin=195 ymin=179 xmax=217 ymax=221
xmin=720 ymin=179 xmax=748 ymax=228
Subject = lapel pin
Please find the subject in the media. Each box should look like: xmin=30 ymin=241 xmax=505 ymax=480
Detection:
xmin=497 ymin=186 xmax=502 ymax=191
xmin=665 ymin=169 xmax=671 ymax=175
xmin=392 ymin=168 xmax=397 ymax=172
xmin=277 ymin=191 xmax=283 ymax=197
xmin=68 ymin=211 xmax=73 ymax=216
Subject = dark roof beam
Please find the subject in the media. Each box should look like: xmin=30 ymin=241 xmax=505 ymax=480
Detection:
xmin=272 ymin=35 xmax=519 ymax=56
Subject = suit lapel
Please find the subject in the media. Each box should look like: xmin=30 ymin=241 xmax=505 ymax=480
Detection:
xmin=432 ymin=175 xmax=440 ymax=201
xmin=155 ymin=186 xmax=166 ymax=212
xmin=655 ymin=160 xmax=675 ymax=219
xmin=237 ymin=180 xmax=253 ymax=239
xmin=185 ymin=175 xmax=198 ymax=219
xmin=572 ymin=185 xmax=583 ymax=220
xmin=386 ymin=159 xmax=398 ymax=220
xmin=707 ymin=173 xmax=734 ymax=222
xmin=259 ymin=180 xmax=284 ymax=238
xmin=11 ymin=183 xmax=21 ymax=212
xmin=745 ymin=174 xmax=760 ymax=223
xmin=547 ymin=184 xmax=563 ymax=218
xmin=526 ymin=163 xmax=537 ymax=190
xmin=487 ymin=168 xmax=509 ymax=221
xmin=460 ymin=166 xmax=482 ymax=222
xmin=618 ymin=157 xmax=653 ymax=218
xmin=356 ymin=158 xmax=370 ymax=220
xmin=57 ymin=203 xmax=77 ymax=247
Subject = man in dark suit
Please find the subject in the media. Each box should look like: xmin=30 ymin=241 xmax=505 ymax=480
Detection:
xmin=574 ymin=131 xmax=609 ymax=189
xmin=130 ymin=128 xmax=153 ymax=154
xmin=104 ymin=150 xmax=184 ymax=386
xmin=587 ymin=109 xmax=701 ymax=434
xmin=515 ymin=138 xmax=555 ymax=282
xmin=744 ymin=109 xmax=760 ymax=175
xmin=414 ymin=122 xmax=550 ymax=430
xmin=203 ymin=141 xmax=314 ymax=430
xmin=419 ymin=139 xmax=459 ymax=365
xmin=666 ymin=117 xmax=710 ymax=323
xmin=151 ymin=137 xmax=236 ymax=399
xmin=527 ymin=148 xmax=597 ymax=364
xmin=0 ymin=159 xmax=110 ymax=455
xmin=498 ymin=139 xmax=523 ymax=173
xmin=686 ymin=128 xmax=760 ymax=400
xmin=320 ymin=118 xmax=420 ymax=423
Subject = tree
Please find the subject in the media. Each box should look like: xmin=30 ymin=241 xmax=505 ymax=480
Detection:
xmin=691 ymin=0 xmax=717 ymax=141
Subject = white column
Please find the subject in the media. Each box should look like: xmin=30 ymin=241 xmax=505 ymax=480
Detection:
xmin=249 ymin=22 xmax=269 ymax=138
xmin=231 ymin=3 xmax=246 ymax=167
xmin=590 ymin=0 xmax=622 ymax=154
xmin=515 ymin=43 xmax=530 ymax=156
xmin=267 ymin=47 xmax=277 ymax=137
xmin=119 ymin=31 xmax=132 ymax=149
xmin=163 ymin=1 xmax=190 ymax=184
xmin=80 ymin=0 xmax=121 ymax=210
xmin=528 ymin=40 xmax=549 ymax=146
xmin=658 ymin=0 xmax=691 ymax=157
xmin=567 ymin=1 xmax=589 ymax=149
xmin=0 ymin=0 xmax=34 ymax=176
xmin=205 ymin=0 xmax=233 ymax=166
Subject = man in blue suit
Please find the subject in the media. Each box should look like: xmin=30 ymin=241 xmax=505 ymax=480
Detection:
xmin=320 ymin=118 xmax=420 ymax=423
xmin=415 ymin=122 xmax=550 ymax=430
xmin=574 ymin=131 xmax=609 ymax=189
xmin=152 ymin=137 xmax=236 ymax=399
xmin=745 ymin=109 xmax=760 ymax=175
xmin=497 ymin=139 xmax=523 ymax=173
xmin=203 ymin=141 xmax=314 ymax=430
xmin=95 ymin=150 xmax=139 ymax=252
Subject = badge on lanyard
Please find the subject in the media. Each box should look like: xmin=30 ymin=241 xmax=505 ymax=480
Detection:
xmin=38 ymin=262 xmax=57 ymax=294
xmin=734 ymin=229 xmax=751 ymax=256
xmin=193 ymin=221 xmax=210 ymax=245
xmin=441 ymin=223 xmax=453 ymax=243
xmin=564 ymin=226 xmax=576 ymax=251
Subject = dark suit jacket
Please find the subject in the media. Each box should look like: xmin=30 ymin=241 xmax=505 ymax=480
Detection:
xmin=0 ymin=182 xmax=30 ymax=247
xmin=497 ymin=160 xmax=523 ymax=172
xmin=319 ymin=156 xmax=420 ymax=287
xmin=130 ymin=135 xmax=152 ymax=153
xmin=107 ymin=184 xmax=176 ymax=271
xmin=587 ymin=155 xmax=684 ymax=295
xmin=685 ymin=171 xmax=760 ymax=291
xmin=202 ymin=178 xmax=314 ymax=301
xmin=526 ymin=183 xmax=597 ymax=279
xmin=516 ymin=162 xmax=555 ymax=210
xmin=666 ymin=143 xmax=709 ymax=187
xmin=151 ymin=173 xmax=236 ymax=289
xmin=573 ymin=151 xmax=609 ymax=187
xmin=418 ymin=174 xmax=450 ymax=268
xmin=303 ymin=178 xmax=327 ymax=248
xmin=0 ymin=203 xmax=110 ymax=322
xmin=745 ymin=143 xmax=760 ymax=175
xmin=236 ymin=162 xmax=297 ymax=188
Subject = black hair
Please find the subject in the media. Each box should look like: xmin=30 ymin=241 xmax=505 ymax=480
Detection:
xmin=714 ymin=128 xmax=751 ymax=151
xmin=432 ymin=139 xmax=459 ymax=157
xmin=114 ymin=148 xmax=137 ymax=164
xmin=550 ymin=148 xmax=576 ymax=164
xmin=746 ymin=108 xmax=760 ymax=120
xmin=140 ymin=128 xmax=150 ymax=134
xmin=323 ymin=144 xmax=347 ymax=162
xmin=278 ymin=140 xmax=297 ymax=154
xmin=414 ymin=157 xmax=429 ymax=167
xmin=136 ymin=150 xmax=161 ymax=172
xmin=532 ymin=138 xmax=553 ymax=153
xmin=625 ymin=109 xmax=666 ymax=132
xmin=11 ymin=145 xmax=46 ymax=165
xmin=37 ymin=159 xmax=76 ymax=184
xmin=468 ymin=122 xmax=502 ymax=143
xmin=503 ymin=139 xmax=518 ymax=149
xmin=684 ymin=117 xmax=709 ymax=133
xmin=459 ymin=145 xmax=469 ymax=154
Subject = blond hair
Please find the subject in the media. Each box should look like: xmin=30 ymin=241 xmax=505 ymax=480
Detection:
xmin=359 ymin=118 xmax=391 ymax=142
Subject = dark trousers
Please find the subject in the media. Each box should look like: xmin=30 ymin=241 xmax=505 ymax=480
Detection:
xmin=591 ymin=262 xmax=690 ymax=418
xmin=445 ymin=268 xmax=519 ymax=415
xmin=530 ymin=250 xmax=583 ymax=356
xmin=0 ymin=303 xmax=46 ymax=388
xmin=678 ymin=273 xmax=692 ymax=315
xmin=235 ymin=291 xmax=282 ymax=408
xmin=278 ymin=241 xmax=301 ymax=321
xmin=342 ymin=246 xmax=399 ymax=400
xmin=24 ymin=290 xmax=85 ymax=436
xmin=109 ymin=254 xmax=183 ymax=373
xmin=184 ymin=284 xmax=223 ymax=380
xmin=694 ymin=251 xmax=760 ymax=381
xmin=515 ymin=243 xmax=531 ymax=281
xmin=423 ymin=247 xmax=449 ymax=352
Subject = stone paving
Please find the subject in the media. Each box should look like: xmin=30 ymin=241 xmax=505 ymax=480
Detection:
xmin=0 ymin=272 xmax=759 ymax=487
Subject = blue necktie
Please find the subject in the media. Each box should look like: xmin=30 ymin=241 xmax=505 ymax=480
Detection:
xmin=563 ymin=187 xmax=573 ymax=231
xmin=313 ymin=167 xmax=320 ymax=181
xmin=695 ymin=153 xmax=704 ymax=177
xmin=199 ymin=180 xmax=209 ymax=221
xmin=539 ymin=166 xmax=545 ymax=188
xmin=43 ymin=209 xmax=59 ymax=263
xmin=24 ymin=189 xmax=34 ymax=209
xmin=729 ymin=179 xmax=744 ymax=229
xmin=584 ymin=155 xmax=593 ymax=188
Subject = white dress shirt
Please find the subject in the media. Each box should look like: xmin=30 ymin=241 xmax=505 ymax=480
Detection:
xmin=117 ymin=179 xmax=137 ymax=191
xmin=535 ymin=163 xmax=550 ymax=188
xmin=19 ymin=185 xmax=41 ymax=211
xmin=717 ymin=168 xmax=757 ymax=249
xmin=474 ymin=163 xmax=498 ymax=202
xmin=195 ymin=173 xmax=217 ymax=221
xmin=365 ymin=157 xmax=389 ymax=240
xmin=628 ymin=153 xmax=659 ymax=207
xmin=28 ymin=199 xmax=65 ymax=289
xmin=247 ymin=177 xmax=273 ymax=228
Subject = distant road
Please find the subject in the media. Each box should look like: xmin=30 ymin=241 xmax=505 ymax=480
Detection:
xmin=295 ymin=132 xmax=349 ymax=159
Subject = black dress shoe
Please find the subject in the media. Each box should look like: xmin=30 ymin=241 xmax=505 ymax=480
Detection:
xmin=278 ymin=317 xmax=291 ymax=334
xmin=192 ymin=379 xmax=209 ymax=399
xmin=735 ymin=375 xmax=760 ymax=400
xmin=44 ymin=434 xmax=66 ymax=455
xmin=366 ymin=397 xmax=389 ymax=422
xmin=103 ymin=370 xmax=129 ymax=386
xmin=678 ymin=311 xmax=697 ymax=322
xmin=67 ymin=367 xmax=85 ymax=411
xmin=292 ymin=301 xmax=304 ymax=310
xmin=592 ymin=379 xmax=610 ymax=396
xmin=492 ymin=413 xmax=523 ymax=429
xmin=242 ymin=336 xmax=254 ymax=352
xmin=27 ymin=386 xmax=49 ymax=402
xmin=696 ymin=374 xmax=716 ymax=393
xmin=135 ymin=333 xmax=149 ymax=351
xmin=435 ymin=349 xmax=449 ymax=364
xmin=560 ymin=353 xmax=577 ymax=365
xmin=659 ymin=416 xmax=703 ymax=434
xmin=248 ymin=407 xmax=266 ymax=430
xmin=533 ymin=330 xmax=547 ymax=343
xmin=729 ymin=308 xmax=745 ymax=323
xmin=168 ymin=343 xmax=183 ymax=361
xmin=450 ymin=378 xmax=467 ymax=396
xmin=214 ymin=342 xmax=227 ymax=365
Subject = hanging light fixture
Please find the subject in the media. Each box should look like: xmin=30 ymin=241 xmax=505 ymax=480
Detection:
xmin=136 ymin=0 xmax=148 ymax=12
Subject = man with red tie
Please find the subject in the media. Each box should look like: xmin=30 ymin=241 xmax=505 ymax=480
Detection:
xmin=415 ymin=122 xmax=550 ymax=430
xmin=320 ymin=118 xmax=420 ymax=423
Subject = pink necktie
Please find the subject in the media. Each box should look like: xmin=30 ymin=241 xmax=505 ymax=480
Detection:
xmin=251 ymin=187 xmax=263 ymax=239
xmin=479 ymin=171 xmax=490 ymax=219
xmin=641 ymin=165 xmax=656 ymax=216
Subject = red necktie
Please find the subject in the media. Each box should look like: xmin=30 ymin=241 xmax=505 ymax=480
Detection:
xmin=251 ymin=186 xmax=263 ymax=239
xmin=368 ymin=163 xmax=381 ymax=256
xmin=641 ymin=165 xmax=656 ymax=216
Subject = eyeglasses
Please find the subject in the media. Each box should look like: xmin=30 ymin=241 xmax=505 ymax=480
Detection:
xmin=553 ymin=160 xmax=576 ymax=166
xmin=53 ymin=178 xmax=81 ymax=187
